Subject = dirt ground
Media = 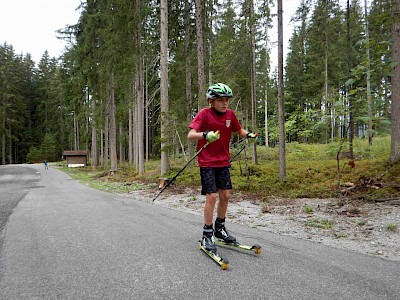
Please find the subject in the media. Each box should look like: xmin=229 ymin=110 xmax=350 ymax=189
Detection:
xmin=127 ymin=186 xmax=400 ymax=262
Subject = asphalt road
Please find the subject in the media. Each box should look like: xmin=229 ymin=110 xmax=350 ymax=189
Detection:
xmin=0 ymin=165 xmax=40 ymax=242
xmin=0 ymin=164 xmax=399 ymax=300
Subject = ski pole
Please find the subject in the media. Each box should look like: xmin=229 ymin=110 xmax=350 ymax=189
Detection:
xmin=229 ymin=133 xmax=258 ymax=162
xmin=230 ymin=143 xmax=247 ymax=163
xmin=152 ymin=130 xmax=219 ymax=201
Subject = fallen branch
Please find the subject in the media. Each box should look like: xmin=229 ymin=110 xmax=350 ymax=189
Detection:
xmin=340 ymin=175 xmax=384 ymax=196
xmin=373 ymin=198 xmax=400 ymax=203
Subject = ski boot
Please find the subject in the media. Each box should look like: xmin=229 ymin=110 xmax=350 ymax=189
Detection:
xmin=214 ymin=218 xmax=236 ymax=244
xmin=201 ymin=225 xmax=217 ymax=252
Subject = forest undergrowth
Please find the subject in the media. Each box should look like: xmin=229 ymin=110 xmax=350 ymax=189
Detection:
xmin=62 ymin=136 xmax=400 ymax=203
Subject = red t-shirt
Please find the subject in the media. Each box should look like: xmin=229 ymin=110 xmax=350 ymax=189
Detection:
xmin=189 ymin=108 xmax=242 ymax=167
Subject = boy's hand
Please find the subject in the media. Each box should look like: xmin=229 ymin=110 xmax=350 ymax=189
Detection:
xmin=203 ymin=130 xmax=220 ymax=143
xmin=246 ymin=132 xmax=258 ymax=144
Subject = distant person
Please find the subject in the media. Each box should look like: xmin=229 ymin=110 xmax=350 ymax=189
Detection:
xmin=44 ymin=161 xmax=48 ymax=170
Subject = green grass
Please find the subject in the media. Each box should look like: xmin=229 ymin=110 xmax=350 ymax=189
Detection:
xmin=306 ymin=218 xmax=333 ymax=229
xmin=61 ymin=136 xmax=399 ymax=201
xmin=303 ymin=204 xmax=314 ymax=214
xmin=356 ymin=219 xmax=367 ymax=226
xmin=387 ymin=223 xmax=398 ymax=232
xmin=60 ymin=165 xmax=151 ymax=194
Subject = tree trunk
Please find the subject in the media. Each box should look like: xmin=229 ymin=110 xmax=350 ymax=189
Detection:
xmin=160 ymin=0 xmax=170 ymax=175
xmin=390 ymin=0 xmax=400 ymax=163
xmin=264 ymin=14 xmax=269 ymax=148
xmin=364 ymin=0 xmax=373 ymax=146
xmin=91 ymin=98 xmax=98 ymax=169
xmin=129 ymin=106 xmax=133 ymax=165
xmin=100 ymin=129 xmax=104 ymax=167
xmin=133 ymin=104 xmax=138 ymax=170
xmin=136 ymin=0 xmax=145 ymax=174
xmin=108 ymin=71 xmax=117 ymax=173
xmin=250 ymin=0 xmax=258 ymax=164
xmin=104 ymin=119 xmax=108 ymax=170
xmin=185 ymin=0 xmax=195 ymax=159
xmin=119 ymin=123 xmax=124 ymax=163
xmin=324 ymin=45 xmax=329 ymax=144
xmin=2 ymin=109 xmax=5 ymax=164
xmin=1 ymin=133 xmax=5 ymax=165
xmin=8 ymin=128 xmax=12 ymax=164
xmin=195 ymin=0 xmax=206 ymax=110
xmin=277 ymin=0 xmax=286 ymax=181
xmin=73 ymin=112 xmax=77 ymax=151
xmin=137 ymin=68 xmax=145 ymax=174
xmin=145 ymin=81 xmax=149 ymax=163
xmin=207 ymin=0 xmax=213 ymax=85
xmin=346 ymin=0 xmax=354 ymax=159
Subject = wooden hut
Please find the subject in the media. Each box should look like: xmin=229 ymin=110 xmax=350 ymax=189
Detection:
xmin=63 ymin=150 xmax=88 ymax=167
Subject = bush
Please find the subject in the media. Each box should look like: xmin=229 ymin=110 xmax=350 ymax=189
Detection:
xmin=41 ymin=133 xmax=58 ymax=161
xmin=26 ymin=146 xmax=43 ymax=163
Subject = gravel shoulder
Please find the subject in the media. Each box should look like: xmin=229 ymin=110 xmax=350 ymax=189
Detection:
xmin=127 ymin=186 xmax=400 ymax=262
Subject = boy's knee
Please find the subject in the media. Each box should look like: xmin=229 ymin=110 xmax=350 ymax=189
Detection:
xmin=219 ymin=190 xmax=231 ymax=201
xmin=206 ymin=193 xmax=217 ymax=203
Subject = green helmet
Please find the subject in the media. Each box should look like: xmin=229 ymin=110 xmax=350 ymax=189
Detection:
xmin=206 ymin=83 xmax=233 ymax=99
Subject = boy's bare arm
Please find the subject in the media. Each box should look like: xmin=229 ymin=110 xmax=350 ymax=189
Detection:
xmin=188 ymin=128 xmax=204 ymax=141
xmin=237 ymin=128 xmax=249 ymax=139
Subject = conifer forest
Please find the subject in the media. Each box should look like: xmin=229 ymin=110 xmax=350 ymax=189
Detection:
xmin=0 ymin=0 xmax=399 ymax=176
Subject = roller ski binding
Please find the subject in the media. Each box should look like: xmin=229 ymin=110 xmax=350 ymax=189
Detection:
xmin=214 ymin=218 xmax=261 ymax=254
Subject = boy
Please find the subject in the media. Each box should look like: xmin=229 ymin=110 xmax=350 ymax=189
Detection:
xmin=187 ymin=83 xmax=257 ymax=252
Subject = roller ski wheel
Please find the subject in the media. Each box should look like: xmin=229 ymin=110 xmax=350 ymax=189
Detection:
xmin=252 ymin=244 xmax=262 ymax=254
xmin=216 ymin=240 xmax=262 ymax=255
xmin=198 ymin=241 xmax=229 ymax=270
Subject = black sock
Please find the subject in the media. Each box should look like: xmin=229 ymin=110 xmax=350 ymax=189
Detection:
xmin=203 ymin=224 xmax=213 ymax=229
xmin=215 ymin=217 xmax=225 ymax=224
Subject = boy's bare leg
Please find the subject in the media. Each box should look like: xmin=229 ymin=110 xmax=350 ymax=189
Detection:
xmin=214 ymin=189 xmax=236 ymax=243
xmin=204 ymin=192 xmax=217 ymax=225
xmin=216 ymin=189 xmax=231 ymax=219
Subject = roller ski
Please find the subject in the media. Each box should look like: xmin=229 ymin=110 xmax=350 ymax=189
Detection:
xmin=215 ymin=240 xmax=261 ymax=254
xmin=214 ymin=218 xmax=261 ymax=255
xmin=198 ymin=226 xmax=229 ymax=270
xmin=198 ymin=241 xmax=229 ymax=270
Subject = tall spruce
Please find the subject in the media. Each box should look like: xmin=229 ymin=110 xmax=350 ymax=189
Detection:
xmin=390 ymin=0 xmax=400 ymax=163
xmin=277 ymin=0 xmax=286 ymax=181
xmin=285 ymin=0 xmax=312 ymax=142
xmin=369 ymin=0 xmax=392 ymax=124
xmin=185 ymin=0 xmax=195 ymax=159
xmin=364 ymin=0 xmax=373 ymax=146
xmin=258 ymin=0 xmax=274 ymax=147
xmin=195 ymin=0 xmax=206 ymax=110
xmin=160 ymin=0 xmax=170 ymax=174
xmin=249 ymin=0 xmax=258 ymax=163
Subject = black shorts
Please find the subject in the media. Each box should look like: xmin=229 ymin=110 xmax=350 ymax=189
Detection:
xmin=200 ymin=166 xmax=232 ymax=195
